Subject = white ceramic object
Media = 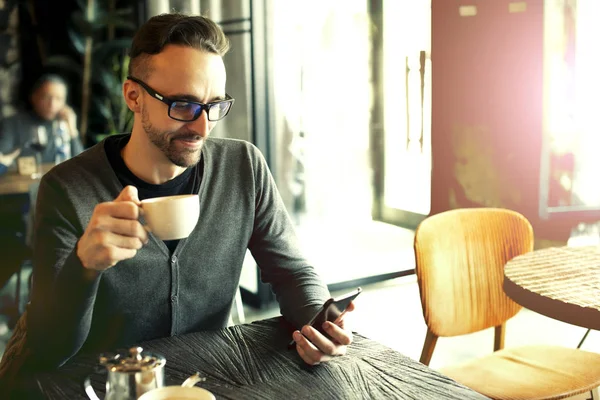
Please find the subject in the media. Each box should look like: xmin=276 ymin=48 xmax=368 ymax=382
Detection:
xmin=137 ymin=386 xmax=215 ymax=400
xmin=141 ymin=194 xmax=199 ymax=240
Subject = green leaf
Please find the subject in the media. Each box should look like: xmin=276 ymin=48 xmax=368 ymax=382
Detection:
xmin=119 ymin=55 xmax=131 ymax=81
xmin=113 ymin=7 xmax=135 ymax=17
xmin=96 ymin=14 xmax=137 ymax=31
xmin=92 ymin=39 xmax=132 ymax=60
xmin=92 ymin=68 xmax=122 ymax=98
xmin=67 ymin=27 xmax=86 ymax=55
xmin=44 ymin=55 xmax=83 ymax=76
xmin=71 ymin=9 xmax=136 ymax=35
xmin=71 ymin=11 xmax=97 ymax=37
xmin=93 ymin=133 xmax=111 ymax=143
xmin=75 ymin=0 xmax=87 ymax=11
xmin=118 ymin=111 xmax=134 ymax=133
xmin=93 ymin=95 xmax=113 ymax=120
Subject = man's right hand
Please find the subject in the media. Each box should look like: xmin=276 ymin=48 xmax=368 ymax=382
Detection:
xmin=77 ymin=185 xmax=149 ymax=271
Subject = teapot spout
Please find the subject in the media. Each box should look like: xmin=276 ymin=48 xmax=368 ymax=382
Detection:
xmin=181 ymin=372 xmax=206 ymax=388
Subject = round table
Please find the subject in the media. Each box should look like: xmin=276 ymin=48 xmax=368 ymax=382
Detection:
xmin=504 ymin=245 xmax=600 ymax=331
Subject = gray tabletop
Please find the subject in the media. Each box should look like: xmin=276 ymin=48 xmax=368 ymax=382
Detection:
xmin=27 ymin=317 xmax=486 ymax=399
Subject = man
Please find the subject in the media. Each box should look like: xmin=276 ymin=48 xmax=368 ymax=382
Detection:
xmin=0 ymin=75 xmax=84 ymax=333
xmin=0 ymin=74 xmax=84 ymax=171
xmin=0 ymin=13 xmax=354 ymax=380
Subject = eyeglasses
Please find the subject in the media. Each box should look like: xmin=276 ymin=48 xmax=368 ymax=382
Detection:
xmin=127 ymin=76 xmax=234 ymax=122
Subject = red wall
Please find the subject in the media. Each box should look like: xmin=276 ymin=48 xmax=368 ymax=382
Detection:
xmin=431 ymin=0 xmax=575 ymax=243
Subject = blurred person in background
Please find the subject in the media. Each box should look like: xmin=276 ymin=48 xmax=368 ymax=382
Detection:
xmin=0 ymin=74 xmax=84 ymax=333
xmin=0 ymin=73 xmax=84 ymax=173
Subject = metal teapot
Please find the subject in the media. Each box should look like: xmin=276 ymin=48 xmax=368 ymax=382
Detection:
xmin=85 ymin=346 xmax=166 ymax=400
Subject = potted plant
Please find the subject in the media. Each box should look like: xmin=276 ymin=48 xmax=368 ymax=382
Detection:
xmin=44 ymin=0 xmax=137 ymax=144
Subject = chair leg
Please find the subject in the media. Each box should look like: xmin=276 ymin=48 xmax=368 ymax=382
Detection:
xmin=14 ymin=266 xmax=22 ymax=316
xmin=494 ymin=323 xmax=506 ymax=352
xmin=420 ymin=328 xmax=438 ymax=366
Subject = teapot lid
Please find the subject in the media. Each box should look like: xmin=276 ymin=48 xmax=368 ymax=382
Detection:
xmin=100 ymin=346 xmax=166 ymax=373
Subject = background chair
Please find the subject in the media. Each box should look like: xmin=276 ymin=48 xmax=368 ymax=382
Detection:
xmin=414 ymin=208 xmax=600 ymax=400
xmin=0 ymin=193 xmax=32 ymax=327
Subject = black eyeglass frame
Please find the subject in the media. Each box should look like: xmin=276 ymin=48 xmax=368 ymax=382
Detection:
xmin=127 ymin=75 xmax=234 ymax=122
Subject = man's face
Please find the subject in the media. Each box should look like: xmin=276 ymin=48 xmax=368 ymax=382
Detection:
xmin=31 ymin=82 xmax=67 ymax=121
xmin=139 ymin=45 xmax=227 ymax=168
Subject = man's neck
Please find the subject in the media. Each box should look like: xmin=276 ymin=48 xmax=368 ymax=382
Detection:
xmin=121 ymin=131 xmax=187 ymax=185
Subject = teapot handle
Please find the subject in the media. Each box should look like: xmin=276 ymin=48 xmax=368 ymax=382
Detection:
xmin=83 ymin=371 xmax=103 ymax=400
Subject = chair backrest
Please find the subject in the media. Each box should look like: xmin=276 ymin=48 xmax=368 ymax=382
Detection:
xmin=414 ymin=208 xmax=533 ymax=337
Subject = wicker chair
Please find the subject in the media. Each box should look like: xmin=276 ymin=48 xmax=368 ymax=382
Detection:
xmin=414 ymin=208 xmax=600 ymax=400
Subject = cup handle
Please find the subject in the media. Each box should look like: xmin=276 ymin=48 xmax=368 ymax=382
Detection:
xmin=83 ymin=374 xmax=102 ymax=400
xmin=181 ymin=372 xmax=206 ymax=387
xmin=83 ymin=365 xmax=106 ymax=400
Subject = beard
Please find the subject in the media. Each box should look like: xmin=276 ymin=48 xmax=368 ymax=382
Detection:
xmin=141 ymin=106 xmax=204 ymax=168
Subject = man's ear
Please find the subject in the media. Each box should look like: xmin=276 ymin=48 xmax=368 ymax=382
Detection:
xmin=123 ymin=81 xmax=141 ymax=113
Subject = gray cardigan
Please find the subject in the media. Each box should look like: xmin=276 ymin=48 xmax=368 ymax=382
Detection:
xmin=24 ymin=136 xmax=329 ymax=369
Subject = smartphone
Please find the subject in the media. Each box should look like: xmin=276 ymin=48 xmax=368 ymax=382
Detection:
xmin=288 ymin=287 xmax=362 ymax=347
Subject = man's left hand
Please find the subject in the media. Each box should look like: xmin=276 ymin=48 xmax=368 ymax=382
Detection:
xmin=57 ymin=105 xmax=79 ymax=139
xmin=292 ymin=301 xmax=355 ymax=365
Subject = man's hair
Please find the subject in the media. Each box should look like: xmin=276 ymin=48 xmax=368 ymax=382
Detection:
xmin=128 ymin=13 xmax=230 ymax=79
xmin=31 ymin=73 xmax=67 ymax=95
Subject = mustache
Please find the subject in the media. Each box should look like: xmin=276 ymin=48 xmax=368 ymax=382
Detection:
xmin=170 ymin=131 xmax=203 ymax=141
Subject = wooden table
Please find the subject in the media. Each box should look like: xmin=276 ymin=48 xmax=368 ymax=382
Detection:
xmin=16 ymin=318 xmax=487 ymax=399
xmin=504 ymin=246 xmax=600 ymax=330
xmin=0 ymin=164 xmax=53 ymax=195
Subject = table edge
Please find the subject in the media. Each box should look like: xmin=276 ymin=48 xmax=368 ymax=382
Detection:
xmin=503 ymin=275 xmax=600 ymax=331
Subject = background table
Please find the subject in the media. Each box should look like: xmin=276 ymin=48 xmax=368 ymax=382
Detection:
xmin=0 ymin=163 xmax=52 ymax=195
xmin=504 ymin=245 xmax=600 ymax=331
xmin=23 ymin=318 xmax=487 ymax=399
xmin=0 ymin=165 xmax=52 ymax=320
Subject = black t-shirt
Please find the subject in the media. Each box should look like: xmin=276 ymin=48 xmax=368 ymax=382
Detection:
xmin=104 ymin=135 xmax=202 ymax=253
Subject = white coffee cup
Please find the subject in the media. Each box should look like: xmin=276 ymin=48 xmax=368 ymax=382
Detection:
xmin=137 ymin=385 xmax=215 ymax=400
xmin=140 ymin=194 xmax=199 ymax=240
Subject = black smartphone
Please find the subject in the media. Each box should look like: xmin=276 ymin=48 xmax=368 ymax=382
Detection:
xmin=288 ymin=287 xmax=362 ymax=347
